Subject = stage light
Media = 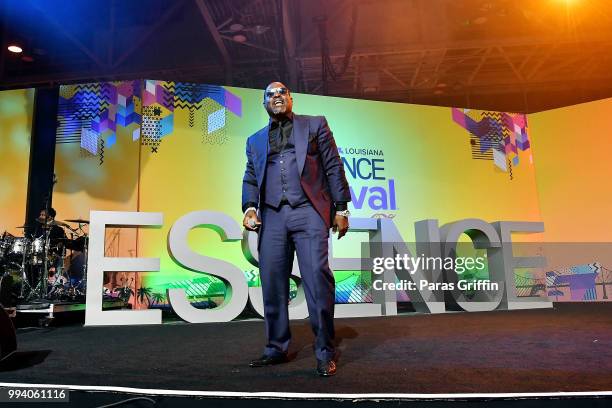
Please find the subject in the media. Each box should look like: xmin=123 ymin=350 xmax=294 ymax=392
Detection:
xmin=7 ymin=45 xmax=22 ymax=53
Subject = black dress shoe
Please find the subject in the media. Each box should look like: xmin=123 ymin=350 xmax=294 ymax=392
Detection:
xmin=316 ymin=359 xmax=337 ymax=376
xmin=249 ymin=354 xmax=289 ymax=367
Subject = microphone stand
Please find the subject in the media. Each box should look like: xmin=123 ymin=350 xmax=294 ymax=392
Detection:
xmin=30 ymin=174 xmax=57 ymax=304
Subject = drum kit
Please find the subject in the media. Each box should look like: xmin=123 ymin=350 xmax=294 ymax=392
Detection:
xmin=0 ymin=218 xmax=90 ymax=307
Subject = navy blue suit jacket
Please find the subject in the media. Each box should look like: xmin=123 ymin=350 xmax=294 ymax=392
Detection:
xmin=242 ymin=114 xmax=351 ymax=229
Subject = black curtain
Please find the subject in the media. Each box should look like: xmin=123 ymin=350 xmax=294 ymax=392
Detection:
xmin=25 ymin=87 xmax=59 ymax=236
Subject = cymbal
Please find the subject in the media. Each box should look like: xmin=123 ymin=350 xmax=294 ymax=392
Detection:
xmin=35 ymin=217 xmax=54 ymax=225
xmin=64 ymin=218 xmax=90 ymax=224
xmin=55 ymin=237 xmax=78 ymax=243
xmin=54 ymin=220 xmax=74 ymax=229
xmin=35 ymin=218 xmax=69 ymax=228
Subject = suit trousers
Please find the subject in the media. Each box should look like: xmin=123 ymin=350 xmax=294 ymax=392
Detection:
xmin=258 ymin=202 xmax=336 ymax=361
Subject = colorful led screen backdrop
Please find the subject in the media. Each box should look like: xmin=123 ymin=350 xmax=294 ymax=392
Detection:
xmin=530 ymin=97 xmax=612 ymax=242
xmin=52 ymin=80 xmax=612 ymax=310
xmin=529 ymin=97 xmax=612 ymax=301
xmin=0 ymin=88 xmax=34 ymax=236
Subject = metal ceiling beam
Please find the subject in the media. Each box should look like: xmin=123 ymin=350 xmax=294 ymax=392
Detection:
xmin=431 ymin=49 xmax=447 ymax=88
xmin=433 ymin=47 xmax=489 ymax=82
xmin=574 ymin=53 xmax=601 ymax=80
xmin=112 ymin=1 xmax=183 ymax=69
xmin=334 ymin=75 xmax=612 ymax=98
xmin=519 ymin=45 xmax=541 ymax=71
xmin=297 ymin=0 xmax=352 ymax=55
xmin=468 ymin=47 xmax=492 ymax=85
xmin=496 ymin=46 xmax=525 ymax=83
xmin=216 ymin=17 xmax=233 ymax=31
xmin=0 ymin=62 xmax=224 ymax=90
xmin=297 ymin=33 xmax=612 ymax=60
xmin=107 ymin=0 xmax=115 ymax=66
xmin=29 ymin=0 xmax=106 ymax=69
xmin=281 ymin=0 xmax=298 ymax=90
xmin=382 ymin=67 xmax=408 ymax=89
xmin=353 ymin=56 xmax=361 ymax=91
xmin=527 ymin=43 xmax=558 ymax=80
xmin=410 ymin=51 xmax=426 ymax=87
xmin=531 ymin=53 xmax=587 ymax=80
xmin=219 ymin=34 xmax=278 ymax=54
xmin=195 ymin=0 xmax=233 ymax=84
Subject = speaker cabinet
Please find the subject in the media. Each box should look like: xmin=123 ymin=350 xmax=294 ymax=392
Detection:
xmin=0 ymin=304 xmax=17 ymax=361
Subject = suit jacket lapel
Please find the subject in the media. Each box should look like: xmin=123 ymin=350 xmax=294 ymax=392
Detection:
xmin=294 ymin=114 xmax=308 ymax=175
xmin=254 ymin=127 xmax=268 ymax=188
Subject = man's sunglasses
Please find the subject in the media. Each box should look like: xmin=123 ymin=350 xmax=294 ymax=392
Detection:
xmin=265 ymin=87 xmax=289 ymax=98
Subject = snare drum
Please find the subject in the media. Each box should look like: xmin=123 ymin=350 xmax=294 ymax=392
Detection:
xmin=31 ymin=237 xmax=45 ymax=255
xmin=29 ymin=236 xmax=47 ymax=265
xmin=29 ymin=237 xmax=45 ymax=265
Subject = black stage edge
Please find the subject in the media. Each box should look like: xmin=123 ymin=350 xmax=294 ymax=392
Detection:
xmin=1 ymin=303 xmax=612 ymax=406
xmin=25 ymin=86 xmax=59 ymax=232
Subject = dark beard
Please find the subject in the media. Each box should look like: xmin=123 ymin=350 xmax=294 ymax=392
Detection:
xmin=272 ymin=105 xmax=285 ymax=115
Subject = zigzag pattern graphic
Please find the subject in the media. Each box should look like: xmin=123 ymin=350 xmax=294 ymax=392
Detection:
xmin=58 ymin=87 xmax=108 ymax=142
xmin=161 ymin=90 xmax=173 ymax=109
xmin=139 ymin=81 xmax=242 ymax=152
xmin=163 ymin=82 xmax=224 ymax=100
xmin=144 ymin=80 xmax=173 ymax=110
xmin=173 ymin=102 xmax=204 ymax=110
xmin=99 ymin=85 xmax=114 ymax=103
xmin=545 ymin=262 xmax=604 ymax=301
xmin=59 ymin=83 xmax=102 ymax=100
xmin=188 ymin=109 xmax=195 ymax=128
xmin=98 ymin=139 xmax=105 ymax=166
xmin=163 ymin=81 xmax=242 ymax=117
xmin=58 ymin=80 xmax=239 ymax=156
xmin=71 ymin=83 xmax=102 ymax=92
xmin=452 ymin=108 xmax=531 ymax=178
xmin=480 ymin=111 xmax=505 ymax=154
xmin=58 ymin=81 xmax=142 ymax=156
xmin=507 ymin=157 xmax=514 ymax=180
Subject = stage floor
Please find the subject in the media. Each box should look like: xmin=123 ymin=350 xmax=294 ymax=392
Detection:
xmin=2 ymin=303 xmax=612 ymax=395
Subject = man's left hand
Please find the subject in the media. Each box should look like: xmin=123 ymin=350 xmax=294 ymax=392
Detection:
xmin=332 ymin=215 xmax=349 ymax=239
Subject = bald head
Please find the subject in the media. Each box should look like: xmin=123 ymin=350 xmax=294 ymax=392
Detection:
xmin=263 ymin=81 xmax=293 ymax=119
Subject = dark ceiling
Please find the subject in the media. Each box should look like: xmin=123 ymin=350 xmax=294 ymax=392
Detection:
xmin=1 ymin=0 xmax=612 ymax=113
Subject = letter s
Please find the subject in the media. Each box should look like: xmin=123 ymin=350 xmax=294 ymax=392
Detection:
xmin=167 ymin=211 xmax=248 ymax=323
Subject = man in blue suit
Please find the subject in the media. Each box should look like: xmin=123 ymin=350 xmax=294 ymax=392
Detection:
xmin=242 ymin=82 xmax=351 ymax=376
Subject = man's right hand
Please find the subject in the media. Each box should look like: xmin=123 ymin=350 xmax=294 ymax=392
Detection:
xmin=243 ymin=209 xmax=261 ymax=231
